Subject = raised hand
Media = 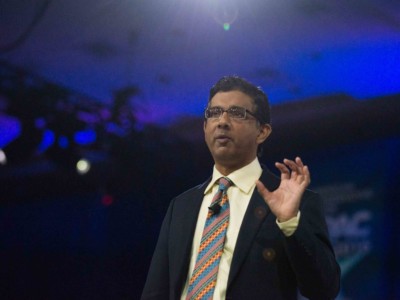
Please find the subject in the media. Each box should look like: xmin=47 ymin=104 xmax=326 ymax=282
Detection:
xmin=256 ymin=157 xmax=311 ymax=222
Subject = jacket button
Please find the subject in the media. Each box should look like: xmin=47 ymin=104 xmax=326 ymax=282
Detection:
xmin=254 ymin=206 xmax=267 ymax=219
xmin=262 ymin=248 xmax=276 ymax=262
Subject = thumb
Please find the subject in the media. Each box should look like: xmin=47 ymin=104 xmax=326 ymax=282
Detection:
xmin=255 ymin=180 xmax=271 ymax=200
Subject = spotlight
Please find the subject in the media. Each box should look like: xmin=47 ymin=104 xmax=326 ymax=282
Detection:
xmin=212 ymin=0 xmax=238 ymax=30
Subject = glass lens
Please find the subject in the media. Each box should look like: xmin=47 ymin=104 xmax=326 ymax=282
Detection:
xmin=206 ymin=107 xmax=222 ymax=118
xmin=228 ymin=106 xmax=245 ymax=119
xmin=205 ymin=106 xmax=249 ymax=119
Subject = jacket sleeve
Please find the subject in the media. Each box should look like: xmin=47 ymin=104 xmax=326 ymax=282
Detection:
xmin=284 ymin=191 xmax=341 ymax=300
xmin=141 ymin=200 xmax=174 ymax=300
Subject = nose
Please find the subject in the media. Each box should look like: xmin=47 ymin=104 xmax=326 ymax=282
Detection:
xmin=217 ymin=111 xmax=231 ymax=128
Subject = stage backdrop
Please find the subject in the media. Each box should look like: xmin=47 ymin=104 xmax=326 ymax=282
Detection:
xmin=298 ymin=137 xmax=400 ymax=300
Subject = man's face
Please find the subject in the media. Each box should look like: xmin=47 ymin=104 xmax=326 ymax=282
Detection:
xmin=204 ymin=90 xmax=271 ymax=174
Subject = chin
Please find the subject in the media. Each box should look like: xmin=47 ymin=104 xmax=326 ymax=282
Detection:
xmin=211 ymin=147 xmax=233 ymax=158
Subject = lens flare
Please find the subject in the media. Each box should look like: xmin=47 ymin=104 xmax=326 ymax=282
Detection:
xmin=211 ymin=0 xmax=238 ymax=30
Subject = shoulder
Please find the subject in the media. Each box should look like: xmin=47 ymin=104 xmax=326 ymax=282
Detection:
xmin=172 ymin=178 xmax=211 ymax=203
xmin=163 ymin=178 xmax=211 ymax=226
xmin=259 ymin=165 xmax=281 ymax=191
xmin=300 ymin=188 xmax=323 ymax=211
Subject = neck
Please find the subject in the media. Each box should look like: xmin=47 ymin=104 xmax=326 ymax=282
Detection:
xmin=215 ymin=165 xmax=234 ymax=176
xmin=215 ymin=158 xmax=256 ymax=176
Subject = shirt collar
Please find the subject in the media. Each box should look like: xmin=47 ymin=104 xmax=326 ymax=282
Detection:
xmin=205 ymin=157 xmax=263 ymax=195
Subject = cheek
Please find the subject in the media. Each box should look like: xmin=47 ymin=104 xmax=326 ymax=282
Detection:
xmin=239 ymin=129 xmax=259 ymax=146
xmin=204 ymin=125 xmax=213 ymax=143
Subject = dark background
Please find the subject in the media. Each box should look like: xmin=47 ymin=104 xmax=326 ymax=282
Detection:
xmin=1 ymin=63 xmax=399 ymax=299
xmin=1 ymin=1 xmax=400 ymax=299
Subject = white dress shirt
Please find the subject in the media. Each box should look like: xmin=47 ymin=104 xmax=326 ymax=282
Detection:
xmin=180 ymin=158 xmax=262 ymax=300
xmin=180 ymin=158 xmax=300 ymax=299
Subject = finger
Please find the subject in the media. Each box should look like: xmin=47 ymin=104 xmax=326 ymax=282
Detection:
xmin=283 ymin=158 xmax=300 ymax=179
xmin=293 ymin=164 xmax=310 ymax=188
xmin=284 ymin=158 xmax=301 ymax=173
xmin=301 ymin=165 xmax=311 ymax=185
xmin=295 ymin=157 xmax=304 ymax=169
xmin=255 ymin=180 xmax=271 ymax=200
xmin=295 ymin=157 xmax=309 ymax=180
xmin=296 ymin=157 xmax=309 ymax=180
xmin=275 ymin=162 xmax=290 ymax=180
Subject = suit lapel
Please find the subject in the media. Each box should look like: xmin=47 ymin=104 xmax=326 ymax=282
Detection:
xmin=227 ymin=168 xmax=280 ymax=287
xmin=171 ymin=179 xmax=210 ymax=296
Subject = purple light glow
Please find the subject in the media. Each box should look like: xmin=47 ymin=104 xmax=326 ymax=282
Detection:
xmin=74 ymin=129 xmax=97 ymax=145
xmin=0 ymin=115 xmax=21 ymax=148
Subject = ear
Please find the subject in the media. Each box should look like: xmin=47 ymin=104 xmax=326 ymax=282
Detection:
xmin=256 ymin=124 xmax=272 ymax=145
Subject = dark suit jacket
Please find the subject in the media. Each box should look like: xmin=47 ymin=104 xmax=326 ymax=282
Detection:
xmin=141 ymin=169 xmax=340 ymax=300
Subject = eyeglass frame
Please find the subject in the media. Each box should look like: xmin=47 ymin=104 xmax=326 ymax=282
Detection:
xmin=204 ymin=105 xmax=260 ymax=122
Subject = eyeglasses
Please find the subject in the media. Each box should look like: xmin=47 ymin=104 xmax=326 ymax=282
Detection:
xmin=205 ymin=106 xmax=258 ymax=121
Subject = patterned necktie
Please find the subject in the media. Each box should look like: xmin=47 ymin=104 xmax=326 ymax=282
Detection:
xmin=186 ymin=177 xmax=233 ymax=300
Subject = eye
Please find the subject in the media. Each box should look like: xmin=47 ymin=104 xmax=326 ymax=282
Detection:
xmin=207 ymin=107 xmax=222 ymax=118
xmin=229 ymin=106 xmax=245 ymax=118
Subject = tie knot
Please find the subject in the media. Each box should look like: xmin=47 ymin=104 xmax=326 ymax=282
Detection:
xmin=218 ymin=177 xmax=232 ymax=191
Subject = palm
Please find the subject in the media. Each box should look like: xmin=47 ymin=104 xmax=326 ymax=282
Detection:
xmin=256 ymin=157 xmax=310 ymax=222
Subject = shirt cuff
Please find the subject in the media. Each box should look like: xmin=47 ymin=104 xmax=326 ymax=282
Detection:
xmin=276 ymin=211 xmax=301 ymax=237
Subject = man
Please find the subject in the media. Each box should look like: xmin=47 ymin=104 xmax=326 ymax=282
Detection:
xmin=141 ymin=76 xmax=340 ymax=300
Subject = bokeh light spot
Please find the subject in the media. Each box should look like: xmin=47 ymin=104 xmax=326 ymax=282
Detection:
xmin=76 ymin=158 xmax=91 ymax=175
xmin=0 ymin=149 xmax=7 ymax=165
xmin=101 ymin=194 xmax=114 ymax=206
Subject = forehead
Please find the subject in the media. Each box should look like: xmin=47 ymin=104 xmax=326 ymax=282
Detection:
xmin=209 ymin=90 xmax=255 ymax=109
